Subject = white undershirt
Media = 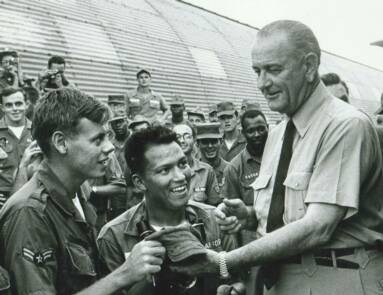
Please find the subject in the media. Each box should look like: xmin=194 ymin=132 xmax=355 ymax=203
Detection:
xmin=72 ymin=194 xmax=86 ymax=221
xmin=8 ymin=125 xmax=24 ymax=139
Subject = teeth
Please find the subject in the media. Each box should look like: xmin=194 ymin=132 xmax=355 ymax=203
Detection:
xmin=171 ymin=185 xmax=186 ymax=193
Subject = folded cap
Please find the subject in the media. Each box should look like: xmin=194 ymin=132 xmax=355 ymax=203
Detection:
xmin=169 ymin=96 xmax=184 ymax=106
xmin=217 ymin=101 xmax=237 ymax=117
xmin=187 ymin=107 xmax=205 ymax=120
xmin=196 ymin=122 xmax=222 ymax=140
xmin=108 ymin=95 xmax=125 ymax=105
xmin=128 ymin=114 xmax=150 ymax=129
xmin=146 ymin=224 xmax=207 ymax=263
xmin=136 ymin=68 xmax=151 ymax=78
xmin=241 ymin=99 xmax=261 ymax=111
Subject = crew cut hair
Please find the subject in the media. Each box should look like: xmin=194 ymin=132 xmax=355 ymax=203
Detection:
xmin=241 ymin=109 xmax=268 ymax=130
xmin=124 ymin=126 xmax=177 ymax=174
xmin=32 ymin=88 xmax=110 ymax=156
xmin=257 ymin=20 xmax=321 ymax=64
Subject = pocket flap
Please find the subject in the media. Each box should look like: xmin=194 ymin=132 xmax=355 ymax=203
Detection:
xmin=284 ymin=172 xmax=312 ymax=190
xmin=66 ymin=243 xmax=96 ymax=276
xmin=251 ymin=174 xmax=271 ymax=190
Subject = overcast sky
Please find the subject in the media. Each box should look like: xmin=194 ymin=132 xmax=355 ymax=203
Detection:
xmin=185 ymin=0 xmax=383 ymax=71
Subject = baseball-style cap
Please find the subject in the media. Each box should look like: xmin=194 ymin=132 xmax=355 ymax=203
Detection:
xmin=109 ymin=115 xmax=126 ymax=123
xmin=136 ymin=68 xmax=151 ymax=78
xmin=196 ymin=122 xmax=222 ymax=140
xmin=241 ymin=99 xmax=261 ymax=111
xmin=107 ymin=95 xmax=125 ymax=105
xmin=208 ymin=104 xmax=218 ymax=115
xmin=146 ymin=224 xmax=207 ymax=263
xmin=128 ymin=114 xmax=150 ymax=129
xmin=217 ymin=101 xmax=237 ymax=117
xmin=169 ymin=96 xmax=184 ymax=106
xmin=187 ymin=107 xmax=205 ymax=120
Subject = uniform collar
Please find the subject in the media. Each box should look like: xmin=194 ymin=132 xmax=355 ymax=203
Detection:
xmin=291 ymin=82 xmax=332 ymax=138
xmin=37 ymin=160 xmax=80 ymax=217
xmin=0 ymin=117 xmax=31 ymax=130
xmin=189 ymin=157 xmax=205 ymax=176
xmin=124 ymin=201 xmax=199 ymax=236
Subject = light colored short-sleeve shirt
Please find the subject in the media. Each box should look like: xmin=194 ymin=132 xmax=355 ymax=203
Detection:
xmin=252 ymin=82 xmax=383 ymax=248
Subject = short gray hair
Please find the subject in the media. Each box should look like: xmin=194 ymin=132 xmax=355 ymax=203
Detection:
xmin=257 ymin=20 xmax=321 ymax=64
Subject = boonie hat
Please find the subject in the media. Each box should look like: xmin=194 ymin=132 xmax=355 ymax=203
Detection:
xmin=136 ymin=68 xmax=151 ymax=78
xmin=187 ymin=107 xmax=205 ymax=120
xmin=217 ymin=101 xmax=237 ymax=117
xmin=169 ymin=96 xmax=184 ymax=106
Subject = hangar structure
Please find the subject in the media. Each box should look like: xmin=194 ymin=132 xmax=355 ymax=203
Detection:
xmin=1 ymin=0 xmax=383 ymax=124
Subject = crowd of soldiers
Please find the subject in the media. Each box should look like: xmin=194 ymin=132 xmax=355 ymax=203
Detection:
xmin=0 ymin=19 xmax=382 ymax=295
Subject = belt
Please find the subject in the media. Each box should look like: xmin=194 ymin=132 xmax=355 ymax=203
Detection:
xmin=282 ymin=246 xmax=378 ymax=270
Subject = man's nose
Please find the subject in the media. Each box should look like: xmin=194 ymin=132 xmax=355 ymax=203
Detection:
xmin=257 ymin=71 xmax=272 ymax=92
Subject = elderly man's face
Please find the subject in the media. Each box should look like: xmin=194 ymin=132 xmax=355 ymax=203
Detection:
xmin=251 ymin=33 xmax=308 ymax=116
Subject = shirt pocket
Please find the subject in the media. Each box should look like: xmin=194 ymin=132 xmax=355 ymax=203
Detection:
xmin=65 ymin=242 xmax=97 ymax=277
xmin=251 ymin=174 xmax=272 ymax=224
xmin=283 ymin=172 xmax=311 ymax=223
xmin=149 ymin=99 xmax=160 ymax=110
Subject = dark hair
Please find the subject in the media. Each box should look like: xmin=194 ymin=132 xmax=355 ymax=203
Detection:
xmin=48 ymin=55 xmax=66 ymax=68
xmin=124 ymin=126 xmax=178 ymax=174
xmin=321 ymin=72 xmax=349 ymax=95
xmin=241 ymin=109 xmax=267 ymax=130
xmin=32 ymin=88 xmax=110 ymax=156
xmin=0 ymin=87 xmax=25 ymax=104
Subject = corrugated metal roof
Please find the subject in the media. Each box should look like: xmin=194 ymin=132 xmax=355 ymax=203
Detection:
xmin=0 ymin=0 xmax=382 ymax=124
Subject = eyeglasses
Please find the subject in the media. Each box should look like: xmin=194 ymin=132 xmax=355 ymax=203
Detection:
xmin=176 ymin=133 xmax=193 ymax=141
xmin=198 ymin=138 xmax=220 ymax=146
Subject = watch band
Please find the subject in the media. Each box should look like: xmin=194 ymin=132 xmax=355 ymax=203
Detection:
xmin=218 ymin=251 xmax=230 ymax=279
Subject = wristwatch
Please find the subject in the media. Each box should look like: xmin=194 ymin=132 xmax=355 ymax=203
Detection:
xmin=218 ymin=251 xmax=230 ymax=279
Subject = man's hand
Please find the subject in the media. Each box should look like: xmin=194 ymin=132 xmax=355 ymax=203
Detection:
xmin=170 ymin=249 xmax=220 ymax=277
xmin=217 ymin=282 xmax=246 ymax=295
xmin=118 ymin=240 xmax=165 ymax=285
xmin=19 ymin=141 xmax=42 ymax=168
xmin=214 ymin=199 xmax=249 ymax=234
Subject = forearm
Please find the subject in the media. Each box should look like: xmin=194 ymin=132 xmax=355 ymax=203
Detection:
xmin=243 ymin=206 xmax=258 ymax=230
xmin=226 ymin=217 xmax=324 ymax=271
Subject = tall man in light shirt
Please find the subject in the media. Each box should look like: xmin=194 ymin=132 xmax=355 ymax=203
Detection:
xmin=171 ymin=20 xmax=383 ymax=295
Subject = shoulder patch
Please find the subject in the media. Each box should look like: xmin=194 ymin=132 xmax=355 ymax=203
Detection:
xmin=22 ymin=247 xmax=54 ymax=266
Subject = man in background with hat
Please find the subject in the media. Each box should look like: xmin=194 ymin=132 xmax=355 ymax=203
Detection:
xmin=97 ymin=126 xmax=244 ymax=295
xmin=187 ymin=106 xmax=205 ymax=126
xmin=0 ymin=49 xmax=25 ymax=95
xmin=173 ymin=123 xmax=222 ymax=206
xmin=164 ymin=96 xmax=188 ymax=128
xmin=208 ymin=104 xmax=219 ymax=123
xmin=196 ymin=122 xmax=230 ymax=192
xmin=217 ymin=102 xmax=246 ymax=162
xmin=240 ymin=99 xmax=261 ymax=118
xmin=126 ymin=68 xmax=169 ymax=125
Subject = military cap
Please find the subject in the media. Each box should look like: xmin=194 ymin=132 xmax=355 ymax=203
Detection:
xmin=136 ymin=68 xmax=151 ymax=78
xmin=187 ymin=107 xmax=205 ymax=120
xmin=196 ymin=123 xmax=222 ymax=140
xmin=109 ymin=115 xmax=126 ymax=123
xmin=217 ymin=101 xmax=237 ymax=117
xmin=169 ymin=96 xmax=184 ymax=106
xmin=107 ymin=95 xmax=125 ymax=105
xmin=208 ymin=104 xmax=218 ymax=115
xmin=128 ymin=114 xmax=150 ymax=129
xmin=241 ymin=99 xmax=261 ymax=111
xmin=0 ymin=49 xmax=18 ymax=61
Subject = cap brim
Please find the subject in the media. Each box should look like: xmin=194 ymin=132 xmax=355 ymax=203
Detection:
xmin=129 ymin=121 xmax=149 ymax=128
xmin=217 ymin=110 xmax=236 ymax=117
xmin=196 ymin=134 xmax=222 ymax=140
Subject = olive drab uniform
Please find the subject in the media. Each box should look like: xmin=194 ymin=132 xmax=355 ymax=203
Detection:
xmin=0 ymin=161 xmax=103 ymax=295
xmin=0 ymin=118 xmax=32 ymax=208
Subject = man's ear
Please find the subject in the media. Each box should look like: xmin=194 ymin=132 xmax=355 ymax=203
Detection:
xmin=132 ymin=173 xmax=146 ymax=192
xmin=303 ymin=53 xmax=319 ymax=83
xmin=51 ymin=131 xmax=68 ymax=154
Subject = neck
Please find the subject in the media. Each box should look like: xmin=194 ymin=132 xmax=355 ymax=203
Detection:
xmin=205 ymin=155 xmax=220 ymax=168
xmin=290 ymin=76 xmax=320 ymax=117
xmin=48 ymin=157 xmax=85 ymax=197
xmin=225 ymin=128 xmax=238 ymax=140
xmin=137 ymin=86 xmax=151 ymax=94
xmin=246 ymin=144 xmax=262 ymax=161
xmin=146 ymin=200 xmax=186 ymax=227
xmin=172 ymin=114 xmax=184 ymax=123
xmin=5 ymin=117 xmax=25 ymax=127
xmin=186 ymin=152 xmax=194 ymax=166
